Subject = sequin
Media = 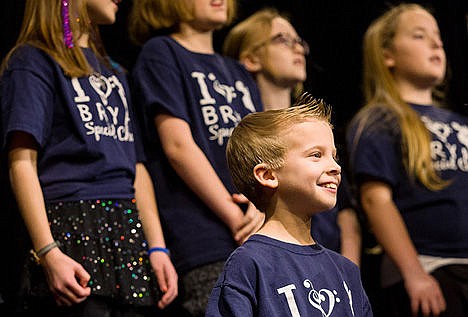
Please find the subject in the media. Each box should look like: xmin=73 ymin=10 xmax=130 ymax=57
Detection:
xmin=19 ymin=199 xmax=161 ymax=306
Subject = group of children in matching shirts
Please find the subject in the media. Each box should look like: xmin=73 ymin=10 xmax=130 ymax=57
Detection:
xmin=1 ymin=0 xmax=467 ymax=316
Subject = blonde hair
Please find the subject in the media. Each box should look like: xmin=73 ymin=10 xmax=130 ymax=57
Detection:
xmin=129 ymin=0 xmax=237 ymax=46
xmin=227 ymin=93 xmax=331 ymax=211
xmin=223 ymin=7 xmax=303 ymax=98
xmin=350 ymin=3 xmax=448 ymax=190
xmin=1 ymin=0 xmax=109 ymax=77
xmin=222 ymin=8 xmax=280 ymax=61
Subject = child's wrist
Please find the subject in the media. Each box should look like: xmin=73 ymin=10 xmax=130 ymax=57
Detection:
xmin=148 ymin=247 xmax=170 ymax=257
xmin=31 ymin=240 xmax=61 ymax=264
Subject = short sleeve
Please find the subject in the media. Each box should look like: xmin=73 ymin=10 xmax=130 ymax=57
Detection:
xmin=206 ymin=252 xmax=257 ymax=317
xmin=1 ymin=48 xmax=55 ymax=149
xmin=131 ymin=40 xmax=190 ymax=123
xmin=348 ymin=122 xmax=402 ymax=188
xmin=206 ymin=283 xmax=254 ymax=317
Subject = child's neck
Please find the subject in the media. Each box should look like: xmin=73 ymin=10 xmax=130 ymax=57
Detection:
xmin=257 ymin=79 xmax=293 ymax=111
xmin=171 ymin=23 xmax=215 ymax=54
xmin=257 ymin=212 xmax=314 ymax=245
xmin=396 ymin=80 xmax=435 ymax=105
xmin=76 ymin=33 xmax=89 ymax=48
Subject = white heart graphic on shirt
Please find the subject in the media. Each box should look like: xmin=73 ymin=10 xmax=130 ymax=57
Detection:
xmin=304 ymin=279 xmax=336 ymax=317
xmin=89 ymin=74 xmax=111 ymax=105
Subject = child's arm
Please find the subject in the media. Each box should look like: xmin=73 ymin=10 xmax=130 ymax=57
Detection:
xmin=155 ymin=113 xmax=263 ymax=244
xmin=8 ymin=131 xmax=91 ymax=306
xmin=134 ymin=162 xmax=178 ymax=309
xmin=337 ymin=207 xmax=361 ymax=266
xmin=360 ymin=180 xmax=446 ymax=316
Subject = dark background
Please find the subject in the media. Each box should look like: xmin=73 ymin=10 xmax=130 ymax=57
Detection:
xmin=1 ymin=0 xmax=467 ymax=143
xmin=0 ymin=0 xmax=467 ymax=314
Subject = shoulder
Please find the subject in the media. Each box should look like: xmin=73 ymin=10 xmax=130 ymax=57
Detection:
xmin=5 ymin=44 xmax=56 ymax=72
xmin=219 ymin=54 xmax=252 ymax=76
xmin=220 ymin=54 xmax=246 ymax=69
xmin=220 ymin=237 xmax=273 ymax=277
xmin=214 ymin=240 xmax=271 ymax=296
xmin=224 ymin=241 xmax=260 ymax=269
xmin=139 ymin=36 xmax=177 ymax=56
xmin=324 ymin=248 xmax=362 ymax=275
xmin=2 ymin=44 xmax=59 ymax=88
xmin=348 ymin=104 xmax=399 ymax=140
xmin=134 ymin=36 xmax=181 ymax=69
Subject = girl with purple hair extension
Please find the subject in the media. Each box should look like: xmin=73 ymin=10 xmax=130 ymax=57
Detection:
xmin=1 ymin=0 xmax=178 ymax=316
xmin=61 ymin=0 xmax=75 ymax=48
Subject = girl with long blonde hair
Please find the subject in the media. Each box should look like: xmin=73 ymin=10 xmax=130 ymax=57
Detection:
xmin=347 ymin=3 xmax=468 ymax=316
xmin=1 ymin=0 xmax=177 ymax=315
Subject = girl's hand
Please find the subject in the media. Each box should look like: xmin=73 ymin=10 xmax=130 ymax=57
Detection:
xmin=149 ymin=251 xmax=179 ymax=309
xmin=231 ymin=193 xmax=265 ymax=244
xmin=41 ymin=247 xmax=91 ymax=306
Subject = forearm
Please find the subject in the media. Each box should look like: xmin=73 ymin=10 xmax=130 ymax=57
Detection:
xmin=371 ymin=208 xmax=422 ymax=278
xmin=156 ymin=115 xmax=244 ymax=231
xmin=361 ymin=181 xmax=446 ymax=317
xmin=360 ymin=182 xmax=424 ymax=279
xmin=169 ymin=144 xmax=242 ymax=224
xmin=337 ymin=208 xmax=362 ymax=266
xmin=9 ymin=147 xmax=54 ymax=251
xmin=134 ymin=163 xmax=166 ymax=248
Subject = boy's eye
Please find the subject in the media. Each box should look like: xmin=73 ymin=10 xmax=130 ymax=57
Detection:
xmin=312 ymin=152 xmax=322 ymax=158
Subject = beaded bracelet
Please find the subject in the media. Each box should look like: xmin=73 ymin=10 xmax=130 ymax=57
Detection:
xmin=148 ymin=247 xmax=170 ymax=257
xmin=31 ymin=241 xmax=60 ymax=265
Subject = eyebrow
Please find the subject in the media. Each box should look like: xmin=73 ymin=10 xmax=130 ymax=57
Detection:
xmin=410 ymin=26 xmax=440 ymax=35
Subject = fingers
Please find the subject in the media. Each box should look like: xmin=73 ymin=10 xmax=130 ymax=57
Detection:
xmin=232 ymin=193 xmax=248 ymax=204
xmin=409 ymin=282 xmax=446 ymax=317
xmin=52 ymin=281 xmax=90 ymax=306
xmin=426 ymin=286 xmax=446 ymax=317
xmin=436 ymin=290 xmax=446 ymax=314
xmin=158 ymin=276 xmax=178 ymax=309
xmin=233 ymin=213 xmax=254 ymax=243
xmin=151 ymin=253 xmax=179 ymax=309
xmin=75 ymin=266 xmax=91 ymax=288
xmin=420 ymin=299 xmax=430 ymax=317
xmin=51 ymin=265 xmax=91 ymax=306
xmin=233 ymin=204 xmax=264 ymax=244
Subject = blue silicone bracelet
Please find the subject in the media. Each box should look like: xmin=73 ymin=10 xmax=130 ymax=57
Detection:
xmin=148 ymin=247 xmax=170 ymax=257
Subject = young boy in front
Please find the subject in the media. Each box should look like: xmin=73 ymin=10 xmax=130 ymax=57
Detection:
xmin=206 ymin=95 xmax=373 ymax=316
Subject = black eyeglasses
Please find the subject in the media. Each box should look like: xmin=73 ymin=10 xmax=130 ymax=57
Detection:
xmin=252 ymin=32 xmax=310 ymax=55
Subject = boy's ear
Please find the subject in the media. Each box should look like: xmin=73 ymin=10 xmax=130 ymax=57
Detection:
xmin=253 ymin=163 xmax=278 ymax=189
xmin=240 ymin=52 xmax=262 ymax=73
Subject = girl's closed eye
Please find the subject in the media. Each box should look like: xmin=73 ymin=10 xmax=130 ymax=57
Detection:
xmin=310 ymin=151 xmax=322 ymax=159
xmin=412 ymin=32 xmax=425 ymax=39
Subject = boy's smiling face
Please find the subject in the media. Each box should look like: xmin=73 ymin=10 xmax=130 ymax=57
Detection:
xmin=274 ymin=119 xmax=341 ymax=215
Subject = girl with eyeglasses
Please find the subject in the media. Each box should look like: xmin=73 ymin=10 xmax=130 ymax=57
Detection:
xmin=223 ymin=8 xmax=308 ymax=110
xmin=223 ymin=7 xmax=362 ymax=268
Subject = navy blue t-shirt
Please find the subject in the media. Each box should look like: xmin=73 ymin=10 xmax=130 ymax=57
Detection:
xmin=206 ymin=234 xmax=373 ymax=317
xmin=347 ymin=104 xmax=468 ymax=258
xmin=1 ymin=45 xmax=138 ymax=201
xmin=131 ymin=36 xmax=263 ymax=273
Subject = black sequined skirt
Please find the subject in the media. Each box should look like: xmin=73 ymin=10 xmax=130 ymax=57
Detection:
xmin=22 ymin=199 xmax=160 ymax=307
